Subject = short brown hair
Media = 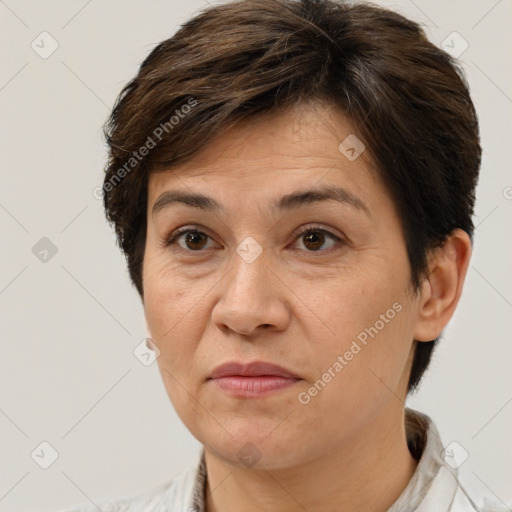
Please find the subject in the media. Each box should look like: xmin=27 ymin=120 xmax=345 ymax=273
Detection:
xmin=102 ymin=0 xmax=481 ymax=394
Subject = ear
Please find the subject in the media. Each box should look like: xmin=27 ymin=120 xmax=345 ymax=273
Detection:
xmin=144 ymin=315 xmax=153 ymax=338
xmin=413 ymin=229 xmax=472 ymax=342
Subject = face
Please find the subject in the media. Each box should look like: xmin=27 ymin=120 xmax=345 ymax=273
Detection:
xmin=143 ymin=103 xmax=423 ymax=470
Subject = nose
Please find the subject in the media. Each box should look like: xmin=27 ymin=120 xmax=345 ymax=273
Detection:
xmin=211 ymin=249 xmax=291 ymax=337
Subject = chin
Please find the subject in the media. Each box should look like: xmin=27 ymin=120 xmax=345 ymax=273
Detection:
xmin=204 ymin=430 xmax=309 ymax=470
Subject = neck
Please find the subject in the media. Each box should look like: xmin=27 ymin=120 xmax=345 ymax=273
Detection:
xmin=204 ymin=405 xmax=418 ymax=512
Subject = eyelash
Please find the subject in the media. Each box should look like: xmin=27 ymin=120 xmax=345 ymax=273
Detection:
xmin=164 ymin=224 xmax=345 ymax=254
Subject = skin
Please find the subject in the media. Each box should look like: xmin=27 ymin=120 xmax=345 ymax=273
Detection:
xmin=142 ymin=102 xmax=472 ymax=512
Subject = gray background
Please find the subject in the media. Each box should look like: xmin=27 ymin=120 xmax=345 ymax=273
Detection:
xmin=0 ymin=0 xmax=511 ymax=510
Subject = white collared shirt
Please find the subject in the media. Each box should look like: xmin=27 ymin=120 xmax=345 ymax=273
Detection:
xmin=62 ymin=408 xmax=510 ymax=512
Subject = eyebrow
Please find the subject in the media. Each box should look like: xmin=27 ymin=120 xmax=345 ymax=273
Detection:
xmin=151 ymin=185 xmax=371 ymax=218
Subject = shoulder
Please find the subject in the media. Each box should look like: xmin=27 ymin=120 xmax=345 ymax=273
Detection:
xmin=57 ymin=451 xmax=204 ymax=512
xmin=449 ymin=470 xmax=511 ymax=512
xmin=400 ymin=409 xmax=510 ymax=512
xmin=58 ymin=479 xmax=178 ymax=512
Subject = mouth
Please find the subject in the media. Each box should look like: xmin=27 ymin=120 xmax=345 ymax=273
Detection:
xmin=208 ymin=360 xmax=301 ymax=398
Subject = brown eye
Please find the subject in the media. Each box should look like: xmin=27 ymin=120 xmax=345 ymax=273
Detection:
xmin=167 ymin=229 xmax=215 ymax=251
xmin=183 ymin=231 xmax=209 ymax=250
xmin=294 ymin=227 xmax=343 ymax=252
xmin=302 ymin=230 xmax=326 ymax=251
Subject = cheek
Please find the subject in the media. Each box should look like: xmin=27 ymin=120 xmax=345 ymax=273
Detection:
xmin=298 ymin=307 xmax=413 ymax=439
xmin=143 ymin=253 xmax=205 ymax=370
xmin=143 ymin=268 xmax=208 ymax=422
xmin=299 ymin=262 xmax=413 ymax=392
xmin=301 ymin=261 xmax=401 ymax=338
xmin=143 ymin=244 xmax=204 ymax=326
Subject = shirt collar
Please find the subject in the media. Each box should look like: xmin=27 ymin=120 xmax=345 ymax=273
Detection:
xmin=388 ymin=407 xmax=449 ymax=511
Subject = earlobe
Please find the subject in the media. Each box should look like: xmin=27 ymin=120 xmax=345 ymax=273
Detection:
xmin=413 ymin=229 xmax=472 ymax=342
xmin=144 ymin=316 xmax=153 ymax=339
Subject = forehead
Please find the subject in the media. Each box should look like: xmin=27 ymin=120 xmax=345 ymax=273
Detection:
xmin=146 ymin=103 xmax=383 ymax=213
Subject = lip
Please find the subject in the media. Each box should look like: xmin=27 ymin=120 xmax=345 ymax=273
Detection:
xmin=209 ymin=360 xmax=300 ymax=379
xmin=208 ymin=361 xmax=301 ymax=398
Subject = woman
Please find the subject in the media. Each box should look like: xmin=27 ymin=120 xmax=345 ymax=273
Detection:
xmin=65 ymin=0 xmax=507 ymax=510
